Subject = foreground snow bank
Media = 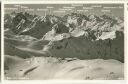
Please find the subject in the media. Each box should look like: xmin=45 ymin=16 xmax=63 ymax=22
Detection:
xmin=5 ymin=56 xmax=124 ymax=80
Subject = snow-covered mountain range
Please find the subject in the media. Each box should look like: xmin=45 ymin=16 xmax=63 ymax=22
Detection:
xmin=4 ymin=12 xmax=124 ymax=40
xmin=4 ymin=12 xmax=124 ymax=80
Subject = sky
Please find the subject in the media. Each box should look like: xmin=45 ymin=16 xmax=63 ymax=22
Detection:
xmin=5 ymin=4 xmax=124 ymax=17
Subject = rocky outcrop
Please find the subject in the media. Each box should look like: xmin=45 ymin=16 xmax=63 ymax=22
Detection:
xmin=49 ymin=31 xmax=124 ymax=62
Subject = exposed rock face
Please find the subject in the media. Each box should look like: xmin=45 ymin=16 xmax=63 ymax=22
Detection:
xmin=4 ymin=12 xmax=124 ymax=80
xmin=5 ymin=13 xmax=69 ymax=39
xmin=5 ymin=12 xmax=123 ymax=40
xmin=4 ymin=12 xmax=124 ymax=62
xmin=49 ymin=31 xmax=124 ymax=62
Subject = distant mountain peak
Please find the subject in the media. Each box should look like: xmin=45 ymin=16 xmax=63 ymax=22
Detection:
xmin=4 ymin=12 xmax=124 ymax=40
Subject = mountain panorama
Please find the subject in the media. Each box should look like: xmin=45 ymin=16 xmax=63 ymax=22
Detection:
xmin=4 ymin=11 xmax=124 ymax=80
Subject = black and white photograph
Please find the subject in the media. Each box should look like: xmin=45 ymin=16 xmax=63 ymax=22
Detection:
xmin=0 ymin=1 xmax=1 ymax=82
xmin=4 ymin=3 xmax=124 ymax=80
